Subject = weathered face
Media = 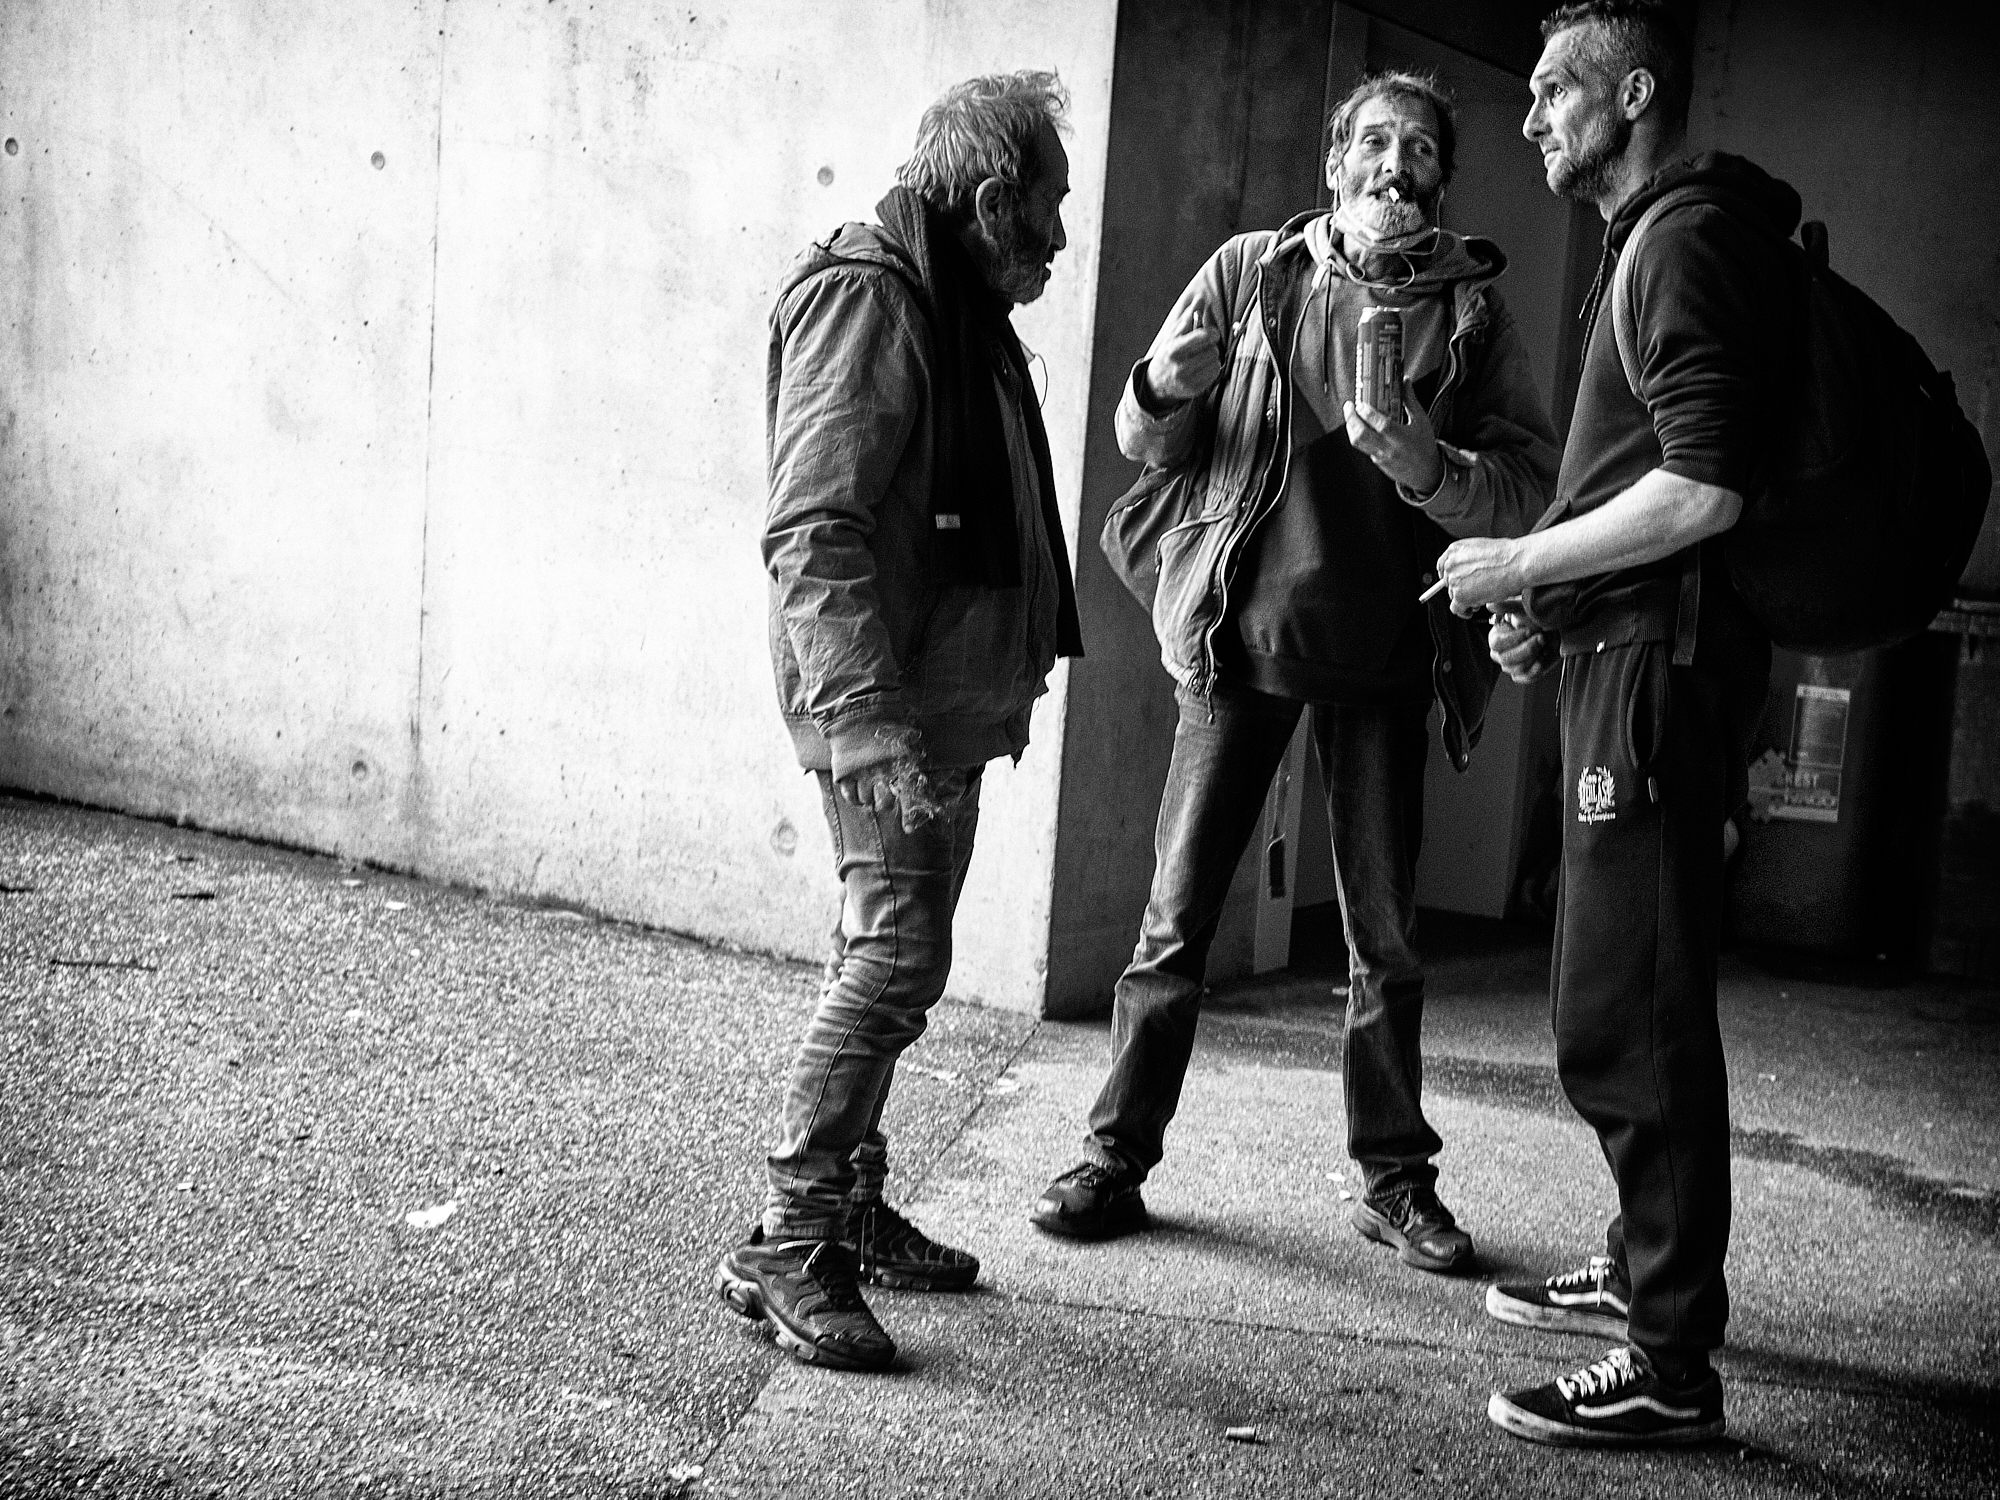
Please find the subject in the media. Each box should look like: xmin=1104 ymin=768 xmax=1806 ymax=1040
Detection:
xmin=981 ymin=121 xmax=1070 ymax=305
xmin=1327 ymin=92 xmax=1445 ymax=236
xmin=1524 ymin=24 xmax=1632 ymax=203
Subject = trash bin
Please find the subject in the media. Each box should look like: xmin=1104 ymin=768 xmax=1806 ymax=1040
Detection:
xmin=1727 ymin=634 xmax=1955 ymax=961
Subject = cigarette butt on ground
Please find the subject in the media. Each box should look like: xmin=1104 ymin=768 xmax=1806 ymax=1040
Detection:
xmin=1418 ymin=576 xmax=1448 ymax=603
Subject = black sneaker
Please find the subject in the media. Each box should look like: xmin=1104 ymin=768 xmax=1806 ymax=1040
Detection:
xmin=714 ymin=1227 xmax=895 ymax=1372
xmin=1487 ymin=1345 xmax=1726 ymax=1446
xmin=1485 ymin=1255 xmax=1631 ymax=1340
xmin=1350 ymin=1182 xmax=1474 ymax=1273
xmin=1029 ymin=1161 xmax=1148 ymax=1240
xmin=850 ymin=1201 xmax=979 ymax=1291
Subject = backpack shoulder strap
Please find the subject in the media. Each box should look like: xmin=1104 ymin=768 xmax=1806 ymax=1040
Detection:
xmin=1607 ymin=186 xmax=1714 ymax=399
xmin=1607 ymin=186 xmax=1726 ymax=669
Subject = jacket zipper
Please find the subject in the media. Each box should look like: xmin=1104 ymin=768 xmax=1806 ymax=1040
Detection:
xmin=1194 ymin=258 xmax=1288 ymax=704
xmin=1189 ymin=273 xmax=1487 ymax=706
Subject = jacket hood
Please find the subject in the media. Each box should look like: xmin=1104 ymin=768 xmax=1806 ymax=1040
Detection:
xmin=776 ymin=219 xmax=923 ymax=306
xmin=1609 ymin=151 xmax=1802 ymax=250
xmin=1289 ymin=209 xmax=1508 ymax=296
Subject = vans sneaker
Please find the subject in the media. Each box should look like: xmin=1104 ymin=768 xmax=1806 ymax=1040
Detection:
xmin=850 ymin=1201 xmax=979 ymax=1291
xmin=714 ymin=1227 xmax=895 ymax=1372
xmin=1488 ymin=1344 xmax=1726 ymax=1446
xmin=1485 ymin=1254 xmax=1630 ymax=1340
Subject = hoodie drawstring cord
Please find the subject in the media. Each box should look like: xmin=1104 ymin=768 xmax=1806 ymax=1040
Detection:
xmin=1576 ymin=231 xmax=1616 ymax=355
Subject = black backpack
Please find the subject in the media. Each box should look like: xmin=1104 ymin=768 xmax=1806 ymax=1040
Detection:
xmin=1613 ymin=188 xmax=1991 ymax=655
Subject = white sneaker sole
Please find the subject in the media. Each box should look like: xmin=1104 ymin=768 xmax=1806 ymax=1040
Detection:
xmin=713 ymin=1262 xmax=893 ymax=1372
xmin=1484 ymin=1282 xmax=1629 ymax=1341
xmin=1487 ymin=1392 xmax=1726 ymax=1447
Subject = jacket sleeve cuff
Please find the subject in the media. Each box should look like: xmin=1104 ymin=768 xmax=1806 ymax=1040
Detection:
xmin=1660 ymin=455 xmax=1747 ymax=494
xmin=1119 ymin=358 xmax=1201 ymax=436
xmin=825 ymin=714 xmax=913 ymax=781
xmin=1399 ymin=442 xmax=1475 ymax=508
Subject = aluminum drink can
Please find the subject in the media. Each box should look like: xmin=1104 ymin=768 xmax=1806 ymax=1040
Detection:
xmin=1356 ymin=306 xmax=1404 ymax=422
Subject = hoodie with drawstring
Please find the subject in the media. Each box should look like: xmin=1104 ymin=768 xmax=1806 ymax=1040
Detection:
xmin=1523 ymin=151 xmax=1803 ymax=656
xmin=1115 ymin=211 xmax=1559 ymax=764
xmin=1525 ymin=152 xmax=1807 ymax=1378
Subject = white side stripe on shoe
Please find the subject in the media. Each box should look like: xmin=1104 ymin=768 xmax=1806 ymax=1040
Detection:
xmin=1549 ymin=1287 xmax=1629 ymax=1310
xmin=1575 ymin=1395 xmax=1703 ymax=1420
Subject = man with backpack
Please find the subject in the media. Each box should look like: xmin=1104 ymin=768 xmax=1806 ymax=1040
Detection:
xmin=1030 ymin=71 xmax=1558 ymax=1273
xmin=1438 ymin=0 xmax=1796 ymax=1446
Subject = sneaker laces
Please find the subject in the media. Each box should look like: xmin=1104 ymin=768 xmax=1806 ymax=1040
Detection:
xmin=1548 ymin=1255 xmax=1617 ymax=1294
xmin=1060 ymin=1162 xmax=1121 ymax=1190
xmin=1372 ymin=1181 xmax=1450 ymax=1228
xmin=1556 ymin=1346 xmax=1639 ymax=1402
xmin=789 ymin=1240 xmax=870 ymax=1313
xmin=855 ymin=1202 xmax=922 ymax=1253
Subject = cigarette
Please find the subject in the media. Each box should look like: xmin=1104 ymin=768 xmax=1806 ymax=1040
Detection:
xmin=1418 ymin=576 xmax=1448 ymax=603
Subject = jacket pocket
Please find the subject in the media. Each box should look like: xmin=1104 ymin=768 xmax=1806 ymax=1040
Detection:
xmin=1151 ymin=510 xmax=1231 ymax=683
xmin=1100 ymin=462 xmax=1209 ymax=610
xmin=1623 ymin=641 xmax=1672 ymax=789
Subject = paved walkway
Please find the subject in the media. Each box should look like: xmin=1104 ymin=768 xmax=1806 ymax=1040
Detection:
xmin=0 ymin=796 xmax=1993 ymax=1497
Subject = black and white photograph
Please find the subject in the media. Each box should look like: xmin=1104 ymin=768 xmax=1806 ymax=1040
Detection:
xmin=0 ymin=1 xmax=1994 ymax=1494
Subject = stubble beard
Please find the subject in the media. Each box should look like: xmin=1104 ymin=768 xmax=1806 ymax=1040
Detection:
xmin=975 ymin=203 xmax=1052 ymax=306
xmin=1550 ymin=110 xmax=1633 ymax=205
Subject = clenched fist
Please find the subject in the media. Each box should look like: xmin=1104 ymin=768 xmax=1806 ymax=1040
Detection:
xmin=1487 ymin=605 xmax=1556 ymax=685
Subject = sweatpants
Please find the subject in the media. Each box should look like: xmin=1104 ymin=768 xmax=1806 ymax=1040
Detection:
xmin=1551 ymin=635 xmax=1765 ymax=1372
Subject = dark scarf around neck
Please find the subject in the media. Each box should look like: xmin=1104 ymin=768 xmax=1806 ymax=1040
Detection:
xmin=875 ymin=187 xmax=1082 ymax=658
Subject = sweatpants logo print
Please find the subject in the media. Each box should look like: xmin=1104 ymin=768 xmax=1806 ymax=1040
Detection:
xmin=1577 ymin=766 xmax=1618 ymax=824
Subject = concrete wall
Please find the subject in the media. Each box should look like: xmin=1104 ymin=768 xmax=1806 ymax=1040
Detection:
xmin=0 ymin=1 xmax=1117 ymax=1011
xmin=1046 ymin=0 xmax=1342 ymax=1017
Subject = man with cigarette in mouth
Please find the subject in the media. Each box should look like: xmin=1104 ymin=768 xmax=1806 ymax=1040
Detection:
xmin=1030 ymin=72 xmax=1556 ymax=1270
xmin=1437 ymin=0 xmax=1794 ymax=1446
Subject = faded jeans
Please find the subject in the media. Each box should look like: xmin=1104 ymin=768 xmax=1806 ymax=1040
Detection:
xmin=763 ymin=765 xmax=982 ymax=1239
xmin=1085 ymin=683 xmax=1443 ymax=1195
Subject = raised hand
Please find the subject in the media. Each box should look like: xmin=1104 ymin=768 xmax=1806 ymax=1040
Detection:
xmin=1145 ymin=302 xmax=1225 ymax=405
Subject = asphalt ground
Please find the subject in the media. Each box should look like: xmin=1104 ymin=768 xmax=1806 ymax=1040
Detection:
xmin=1 ymin=795 xmax=1994 ymax=1497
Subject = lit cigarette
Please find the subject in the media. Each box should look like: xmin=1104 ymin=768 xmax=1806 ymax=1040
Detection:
xmin=1418 ymin=576 xmax=1448 ymax=603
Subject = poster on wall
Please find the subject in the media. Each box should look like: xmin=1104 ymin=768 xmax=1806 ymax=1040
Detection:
xmin=1746 ymin=684 xmax=1851 ymax=824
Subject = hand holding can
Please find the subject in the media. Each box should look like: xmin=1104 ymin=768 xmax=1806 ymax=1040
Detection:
xmin=1356 ymin=306 xmax=1404 ymax=423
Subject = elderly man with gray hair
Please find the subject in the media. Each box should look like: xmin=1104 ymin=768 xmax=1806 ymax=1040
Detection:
xmin=716 ymin=72 xmax=1082 ymax=1373
xmin=1032 ymin=70 xmax=1557 ymax=1271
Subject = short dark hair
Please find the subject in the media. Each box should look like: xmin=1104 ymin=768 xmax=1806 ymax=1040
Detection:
xmin=1541 ymin=1 xmax=1693 ymax=130
xmin=1326 ymin=70 xmax=1458 ymax=184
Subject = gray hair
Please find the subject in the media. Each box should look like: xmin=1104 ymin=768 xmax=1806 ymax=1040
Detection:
xmin=1326 ymin=69 xmax=1458 ymax=183
xmin=897 ymin=71 xmax=1071 ymax=223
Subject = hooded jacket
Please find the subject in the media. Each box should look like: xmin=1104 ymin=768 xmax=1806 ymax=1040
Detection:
xmin=765 ymin=219 xmax=1080 ymax=778
xmin=1523 ymin=152 xmax=1802 ymax=649
xmin=1116 ymin=211 xmax=1560 ymax=768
